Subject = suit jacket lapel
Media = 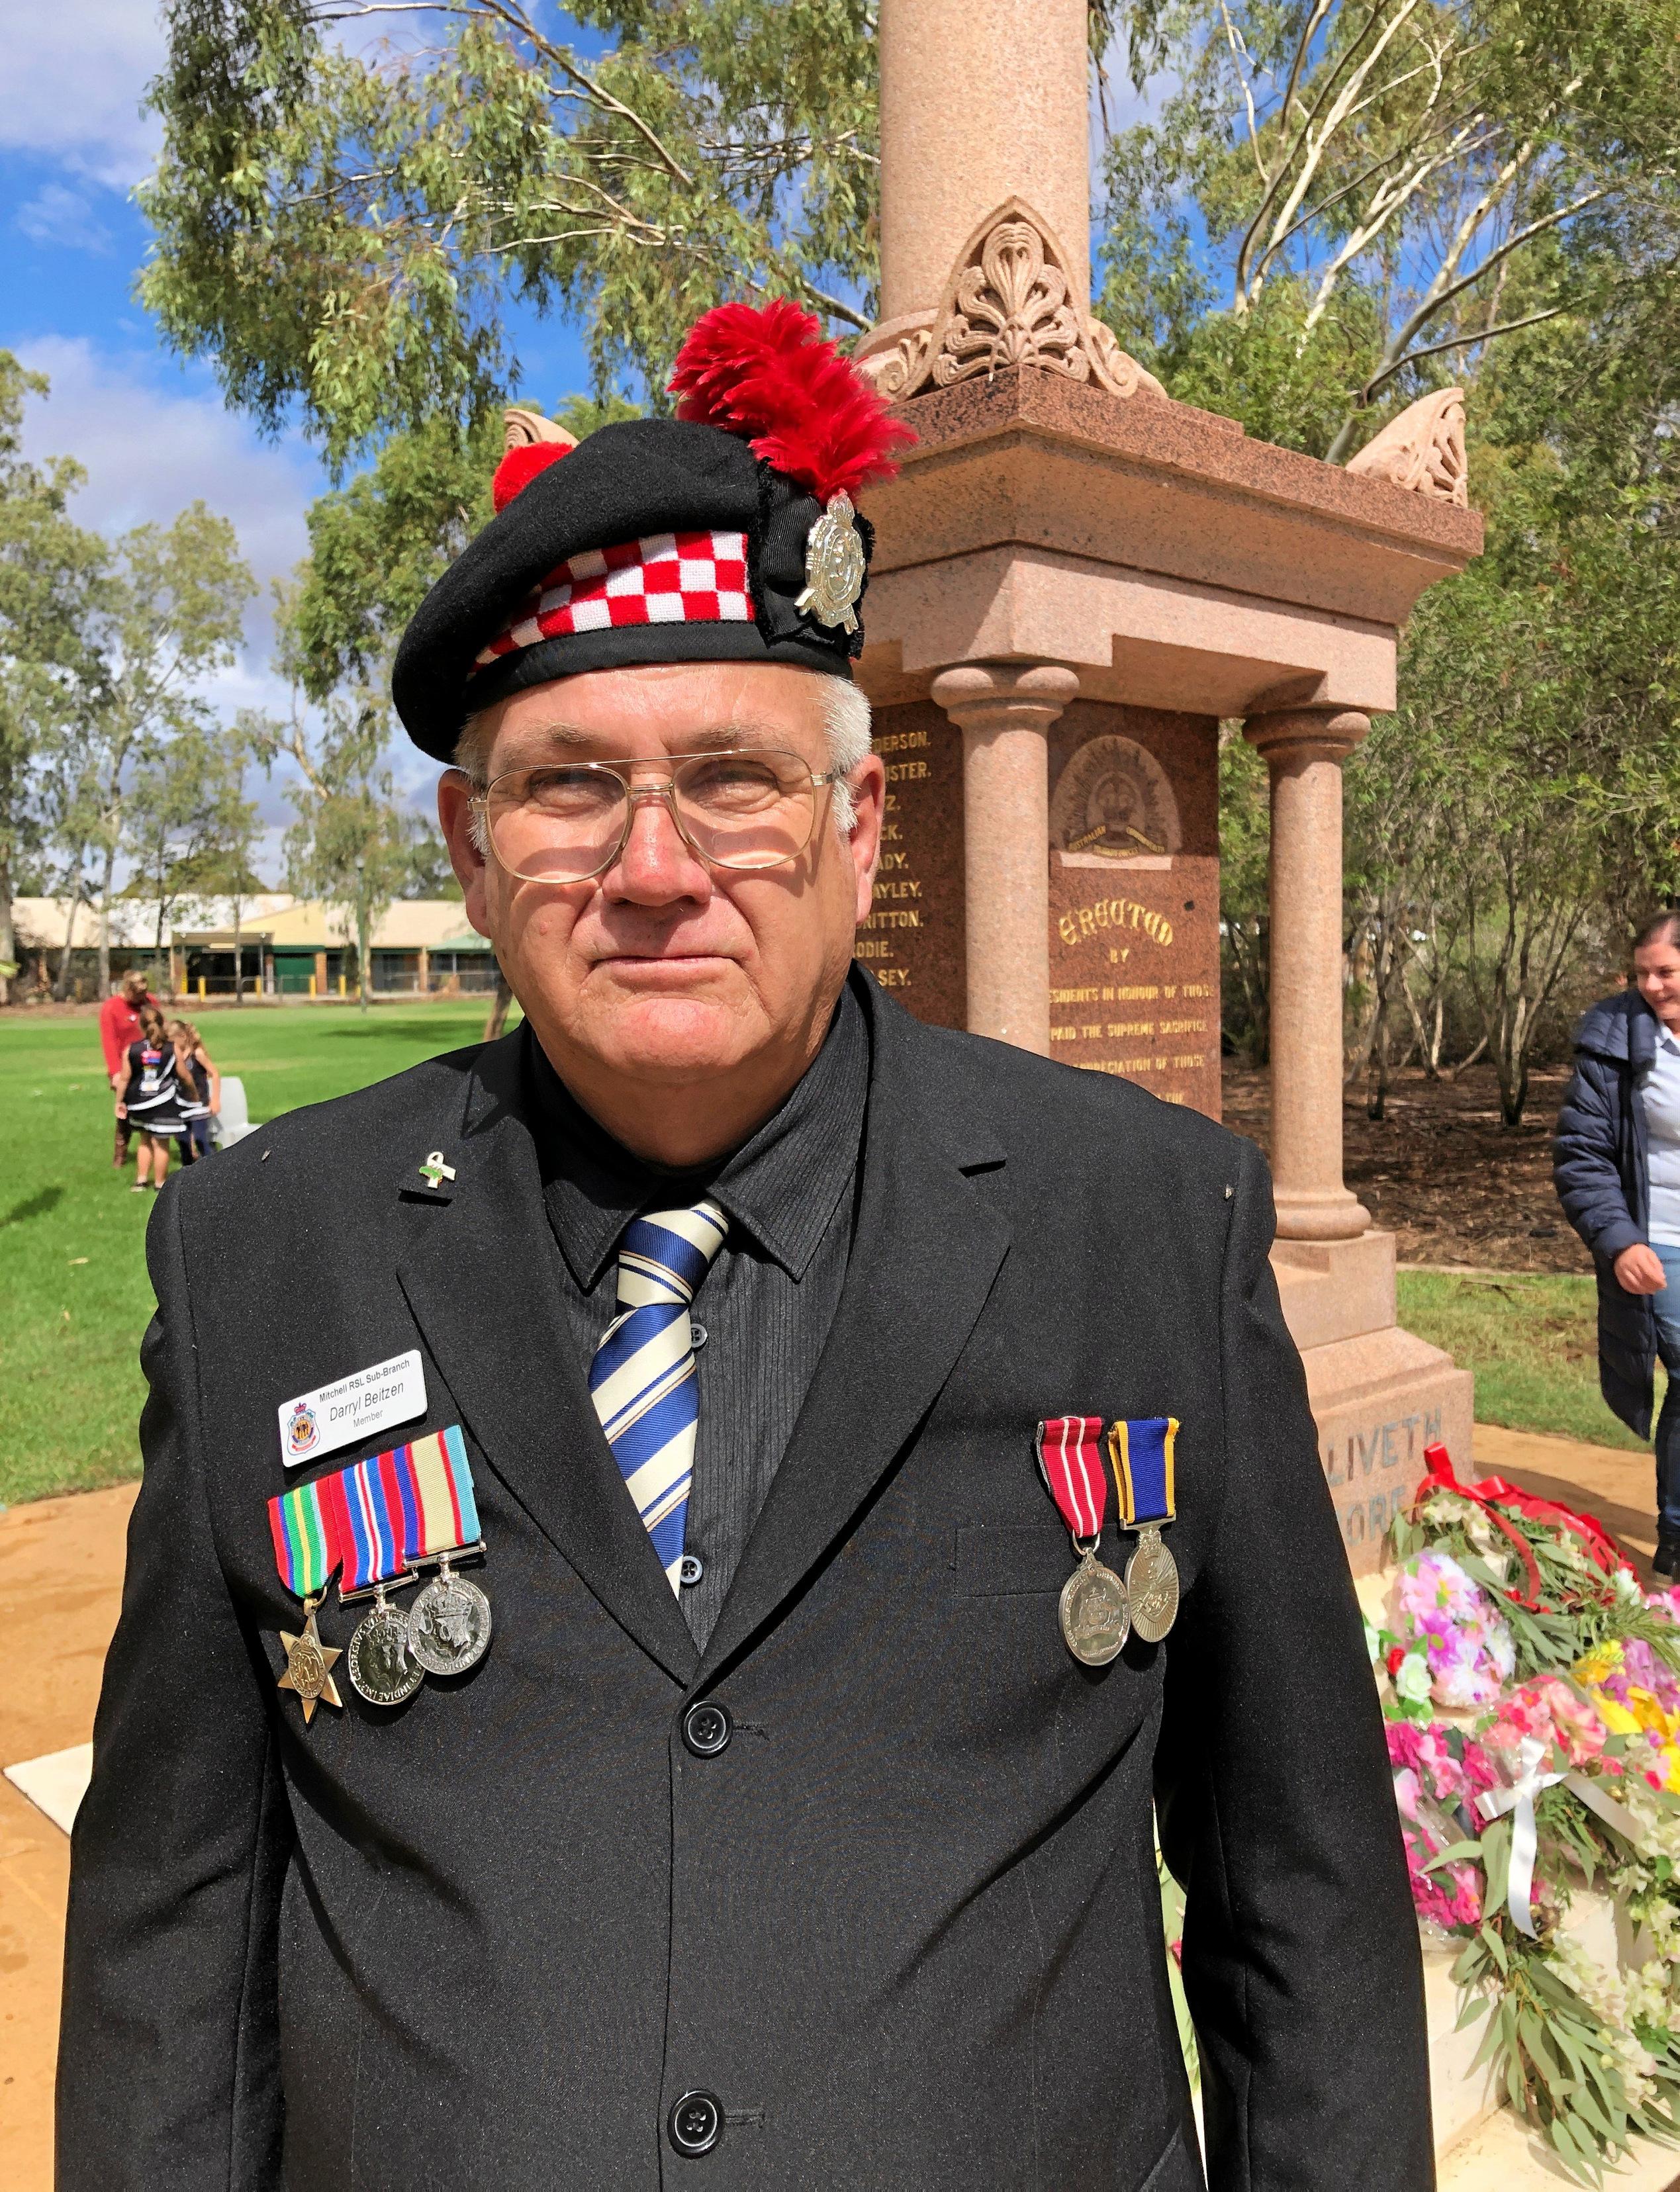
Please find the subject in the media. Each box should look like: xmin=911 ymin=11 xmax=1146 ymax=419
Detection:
xmin=696 ymin=989 xmax=1011 ymax=1682
xmin=395 ymin=1034 xmax=698 ymax=1686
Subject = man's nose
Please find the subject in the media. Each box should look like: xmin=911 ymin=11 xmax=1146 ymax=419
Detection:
xmin=604 ymin=789 xmax=712 ymax=904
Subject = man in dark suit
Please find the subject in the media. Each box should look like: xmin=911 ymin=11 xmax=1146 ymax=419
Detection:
xmin=59 ymin=304 xmax=1430 ymax=2191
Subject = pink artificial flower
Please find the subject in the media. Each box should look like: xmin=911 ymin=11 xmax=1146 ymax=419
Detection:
xmin=1388 ymin=1552 xmax=1517 ymax=1710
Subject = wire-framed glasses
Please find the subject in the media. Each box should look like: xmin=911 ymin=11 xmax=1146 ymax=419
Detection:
xmin=469 ymin=749 xmax=843 ymax=884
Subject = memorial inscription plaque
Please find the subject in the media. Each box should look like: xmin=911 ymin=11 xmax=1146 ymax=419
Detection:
xmin=863 ymin=697 xmax=1221 ymax=1122
xmin=862 ymin=701 xmax=966 ymax=1027
xmin=1047 ymin=702 xmax=1221 ymax=1118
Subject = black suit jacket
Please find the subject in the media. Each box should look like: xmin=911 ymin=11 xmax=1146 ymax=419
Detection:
xmin=58 ymin=972 xmax=1431 ymax=2191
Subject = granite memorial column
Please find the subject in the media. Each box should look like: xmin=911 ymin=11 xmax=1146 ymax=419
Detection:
xmin=1242 ymin=708 xmax=1373 ymax=1241
xmin=932 ymin=663 xmax=1080 ymax=1055
xmin=878 ymin=0 xmax=1091 ymax=321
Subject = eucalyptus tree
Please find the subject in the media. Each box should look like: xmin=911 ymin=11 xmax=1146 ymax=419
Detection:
xmin=0 ymin=354 xmax=107 ymax=1006
xmin=140 ymin=0 xmax=880 ymax=466
xmin=1098 ymin=0 xmax=1680 ymax=457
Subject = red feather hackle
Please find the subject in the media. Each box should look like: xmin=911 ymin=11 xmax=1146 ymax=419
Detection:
xmin=668 ymin=299 xmax=915 ymax=504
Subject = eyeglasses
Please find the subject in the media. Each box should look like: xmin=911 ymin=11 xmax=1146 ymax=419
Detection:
xmin=469 ymin=749 xmax=844 ymax=884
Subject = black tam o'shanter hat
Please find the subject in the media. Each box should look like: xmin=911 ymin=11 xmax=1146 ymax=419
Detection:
xmin=392 ymin=300 xmax=915 ymax=763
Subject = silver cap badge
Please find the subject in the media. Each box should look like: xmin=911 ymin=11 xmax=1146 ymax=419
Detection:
xmin=796 ymin=492 xmax=866 ymax=634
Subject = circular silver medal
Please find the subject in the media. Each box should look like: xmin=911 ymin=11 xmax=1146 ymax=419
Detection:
xmin=1125 ymin=1530 xmax=1180 ymax=1645
xmin=407 ymin=1569 xmax=492 ymax=1677
xmin=1058 ymin=1553 xmax=1131 ymax=1667
xmin=347 ymin=1600 xmax=424 ymax=1707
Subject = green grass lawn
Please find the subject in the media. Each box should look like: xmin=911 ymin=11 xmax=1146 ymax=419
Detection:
xmin=0 ymin=1005 xmax=1654 ymax=1508
xmin=0 ymin=1002 xmax=514 ymax=1507
xmin=1397 ymin=1267 xmax=1657 ymax=1454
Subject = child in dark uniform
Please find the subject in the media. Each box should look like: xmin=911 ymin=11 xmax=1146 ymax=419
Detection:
xmin=169 ymin=1018 xmax=221 ymax=1163
xmin=118 ymin=1006 xmax=184 ymax=1190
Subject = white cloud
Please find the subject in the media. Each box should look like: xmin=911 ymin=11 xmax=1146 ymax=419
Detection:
xmin=0 ymin=5 xmax=165 ymax=188
xmin=15 ymin=181 xmax=115 ymax=253
xmin=14 ymin=336 xmax=318 ymax=606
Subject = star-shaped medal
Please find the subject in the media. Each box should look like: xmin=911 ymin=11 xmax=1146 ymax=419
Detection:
xmin=277 ymin=1602 xmax=343 ymax=1724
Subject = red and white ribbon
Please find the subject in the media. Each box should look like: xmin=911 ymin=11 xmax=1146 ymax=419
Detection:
xmin=1035 ymin=1417 xmax=1109 ymax=1543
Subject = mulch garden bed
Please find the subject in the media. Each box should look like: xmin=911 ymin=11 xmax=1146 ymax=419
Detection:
xmin=1221 ymin=1062 xmax=1591 ymax=1274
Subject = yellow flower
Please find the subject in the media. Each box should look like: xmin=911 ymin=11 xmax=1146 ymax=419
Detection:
xmin=1573 ymin=1641 xmax=1624 ymax=1686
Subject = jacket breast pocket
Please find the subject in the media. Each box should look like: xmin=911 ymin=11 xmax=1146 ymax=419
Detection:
xmin=955 ymin=1520 xmax=1071 ymax=1597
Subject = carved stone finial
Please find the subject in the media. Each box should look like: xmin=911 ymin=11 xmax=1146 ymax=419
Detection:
xmin=1345 ymin=388 xmax=1467 ymax=507
xmin=853 ymin=199 xmax=1165 ymax=406
xmin=502 ymin=408 xmax=579 ymax=455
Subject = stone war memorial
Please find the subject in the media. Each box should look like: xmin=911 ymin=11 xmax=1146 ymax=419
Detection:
xmin=853 ymin=0 xmax=1484 ymax=1571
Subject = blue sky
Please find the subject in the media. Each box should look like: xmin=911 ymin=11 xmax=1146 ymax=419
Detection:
xmin=0 ymin=4 xmax=601 ymax=869
xmin=2 ymin=6 xmax=1147 ymax=878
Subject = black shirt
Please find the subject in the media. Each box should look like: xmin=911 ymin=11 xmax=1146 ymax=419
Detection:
xmin=526 ymin=981 xmax=869 ymax=1644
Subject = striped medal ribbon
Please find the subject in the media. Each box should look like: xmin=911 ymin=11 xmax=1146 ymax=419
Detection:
xmin=266 ymin=1424 xmax=490 ymax=1711
xmin=1035 ymin=1415 xmax=1131 ymax=1667
xmin=1107 ymin=1417 xmax=1181 ymax=1643
xmin=267 ymin=1471 xmax=346 ymax=1722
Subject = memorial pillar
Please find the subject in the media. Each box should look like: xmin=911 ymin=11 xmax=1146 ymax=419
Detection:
xmin=1243 ymin=708 xmax=1372 ymax=1241
xmin=932 ymin=662 xmax=1080 ymax=1054
xmin=878 ymin=0 xmax=1091 ymax=318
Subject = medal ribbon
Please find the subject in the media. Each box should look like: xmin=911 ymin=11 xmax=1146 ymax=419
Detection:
xmin=396 ymin=1424 xmax=480 ymax=1560
xmin=1109 ymin=1417 xmax=1178 ymax=1528
xmin=268 ymin=1475 xmax=338 ymax=1599
xmin=1035 ymin=1417 xmax=1109 ymax=1542
xmin=267 ymin=1424 xmax=481 ymax=1600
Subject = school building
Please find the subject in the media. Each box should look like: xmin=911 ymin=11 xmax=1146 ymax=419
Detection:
xmin=12 ymin=896 xmax=499 ymax=1001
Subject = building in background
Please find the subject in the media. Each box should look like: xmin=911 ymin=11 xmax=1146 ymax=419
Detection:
xmin=11 ymin=897 xmax=498 ymax=1001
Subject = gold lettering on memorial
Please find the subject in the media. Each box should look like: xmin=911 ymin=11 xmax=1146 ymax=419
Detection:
xmin=1057 ymin=896 xmax=1174 ymax=949
xmin=873 ymin=729 xmax=930 ymax=754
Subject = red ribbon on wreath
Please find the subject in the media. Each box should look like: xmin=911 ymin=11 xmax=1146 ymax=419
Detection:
xmin=1412 ymin=1442 xmax=1631 ymax=1612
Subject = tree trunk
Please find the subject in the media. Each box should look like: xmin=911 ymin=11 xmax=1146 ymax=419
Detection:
xmin=96 ymin=837 xmax=117 ymax=998
xmin=0 ymin=844 xmax=15 ymax=1008
xmin=357 ymin=896 xmax=371 ymax=1015
xmin=484 ymin=968 xmax=514 ymax=1040
xmin=233 ymin=895 xmax=244 ymax=1003
xmin=53 ymin=890 xmax=86 ymax=1001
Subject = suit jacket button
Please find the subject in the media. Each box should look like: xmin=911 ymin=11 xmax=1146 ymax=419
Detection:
xmin=669 ymin=2089 xmax=723 ymax=2155
xmin=682 ymin=1700 xmax=731 ymax=1757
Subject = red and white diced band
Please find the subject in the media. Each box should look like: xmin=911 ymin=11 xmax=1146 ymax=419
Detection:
xmin=475 ymin=529 xmax=753 ymax=667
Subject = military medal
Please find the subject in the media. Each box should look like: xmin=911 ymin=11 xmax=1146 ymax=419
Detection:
xmin=327 ymin=1449 xmax=425 ymax=1706
xmin=347 ymin=1590 xmax=424 ymax=1706
xmin=1035 ymin=1416 xmax=1130 ymax=1666
xmin=268 ymin=1478 xmax=346 ymax=1723
xmin=408 ymin=1556 xmax=493 ymax=1677
xmin=1107 ymin=1417 xmax=1181 ymax=1643
xmin=268 ymin=1423 xmax=490 ymax=1711
xmin=395 ymin=1425 xmax=493 ymax=1678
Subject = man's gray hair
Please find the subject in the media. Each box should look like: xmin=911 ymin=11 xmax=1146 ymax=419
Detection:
xmin=454 ymin=676 xmax=873 ymax=853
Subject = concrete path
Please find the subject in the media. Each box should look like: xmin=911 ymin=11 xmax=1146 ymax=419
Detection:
xmin=0 ymin=1483 xmax=135 ymax=2192
xmin=3 ymin=1433 xmax=1675 ymax=2191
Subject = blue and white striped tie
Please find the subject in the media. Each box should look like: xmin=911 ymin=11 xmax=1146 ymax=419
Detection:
xmin=588 ymin=1199 xmax=727 ymax=1592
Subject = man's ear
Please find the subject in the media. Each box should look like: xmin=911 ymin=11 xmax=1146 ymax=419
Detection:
xmin=437 ymin=771 xmax=492 ymax=938
xmin=845 ymin=752 xmax=886 ymax=927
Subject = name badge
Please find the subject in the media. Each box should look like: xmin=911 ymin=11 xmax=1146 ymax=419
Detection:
xmin=279 ymin=1351 xmax=426 ymax=1468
